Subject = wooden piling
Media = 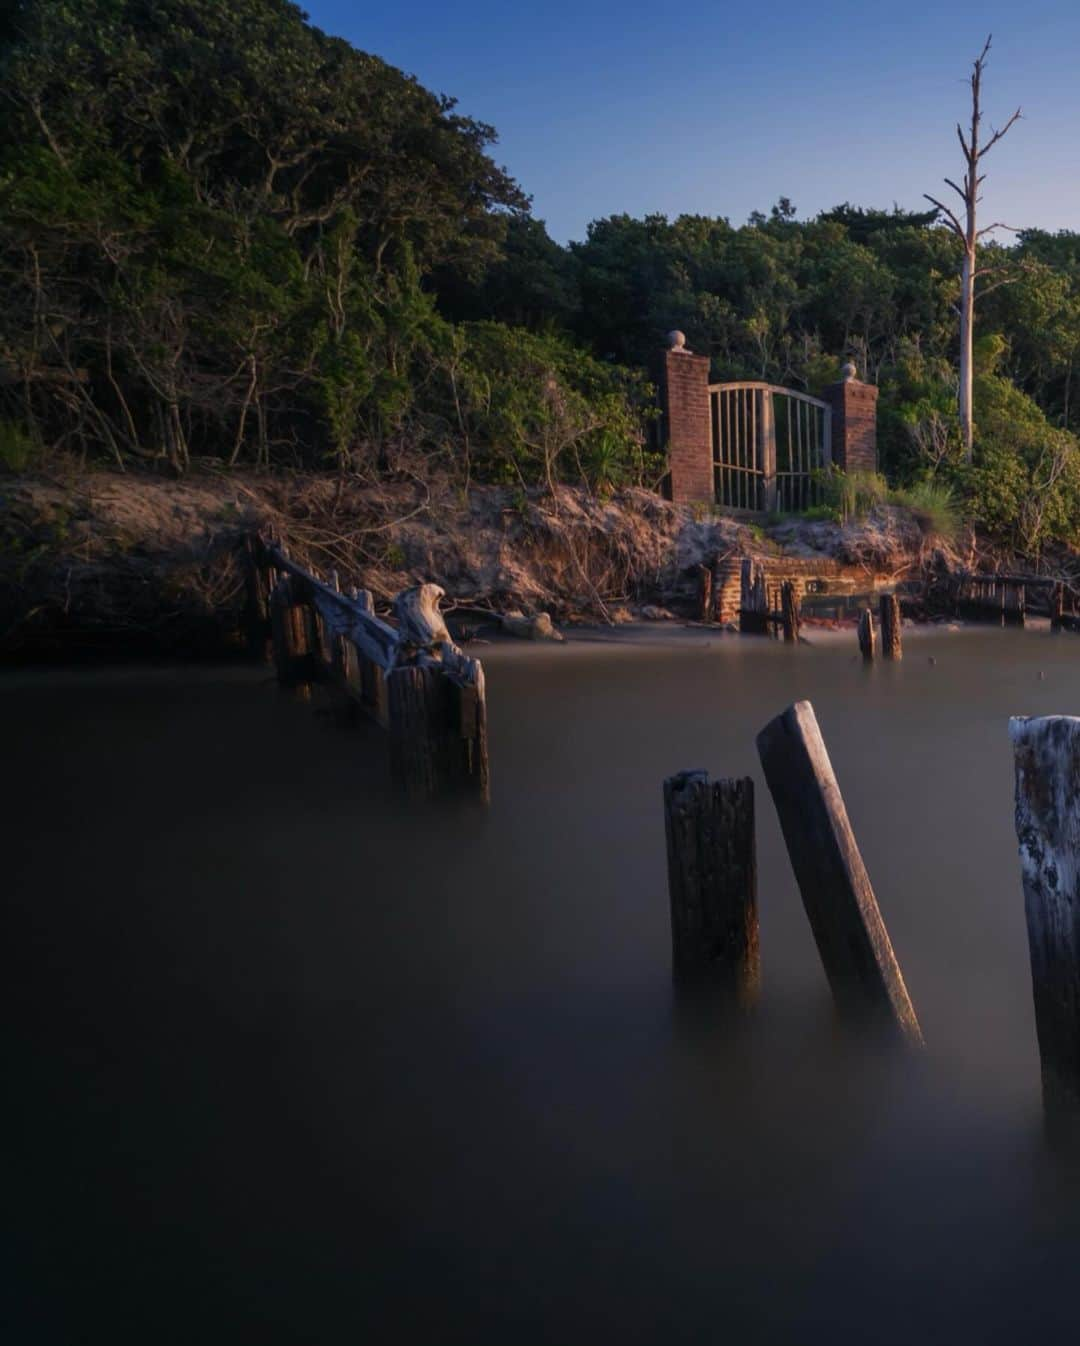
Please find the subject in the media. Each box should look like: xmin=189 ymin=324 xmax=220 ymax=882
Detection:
xmin=663 ymin=771 xmax=759 ymax=1000
xmin=1010 ymin=716 xmax=1080 ymax=1114
xmin=242 ymin=535 xmax=272 ymax=660
xmin=857 ymin=607 xmax=876 ymax=662
xmin=879 ymin=593 xmax=902 ymax=661
xmin=697 ymin=564 xmax=713 ymax=623
xmin=387 ymin=657 xmax=490 ymax=802
xmin=756 ymin=701 xmax=923 ymax=1044
xmin=1052 ymin=582 xmax=1065 ymax=632
xmin=740 ymin=558 xmax=770 ymax=635
xmin=780 ymin=580 xmax=800 ymax=644
xmin=270 ymin=577 xmax=312 ymax=688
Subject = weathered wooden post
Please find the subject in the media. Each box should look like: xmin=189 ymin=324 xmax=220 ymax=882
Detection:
xmin=857 ymin=606 xmax=876 ymax=661
xmin=663 ymin=771 xmax=759 ymax=1001
xmin=1052 ymin=582 xmax=1065 ymax=632
xmin=879 ymin=592 xmax=902 ymax=661
xmin=697 ymin=564 xmax=713 ymax=623
xmin=1010 ymin=716 xmax=1080 ymax=1116
xmin=740 ymin=558 xmax=770 ymax=635
xmin=242 ymin=535 xmax=272 ymax=661
xmin=270 ymin=576 xmax=311 ymax=689
xmin=780 ymin=580 xmax=800 ymax=644
xmin=756 ymin=701 xmax=923 ymax=1045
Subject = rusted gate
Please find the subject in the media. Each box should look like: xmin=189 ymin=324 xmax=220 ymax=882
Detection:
xmin=710 ymin=382 xmax=832 ymax=513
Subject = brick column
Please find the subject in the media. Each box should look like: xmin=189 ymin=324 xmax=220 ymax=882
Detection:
xmin=823 ymin=363 xmax=879 ymax=475
xmin=658 ymin=332 xmax=713 ymax=505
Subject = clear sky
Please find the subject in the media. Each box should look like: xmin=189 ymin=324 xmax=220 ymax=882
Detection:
xmin=303 ymin=0 xmax=1080 ymax=244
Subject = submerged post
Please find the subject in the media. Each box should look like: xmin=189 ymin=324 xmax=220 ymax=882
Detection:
xmin=781 ymin=580 xmax=800 ymax=644
xmin=663 ymin=771 xmax=759 ymax=1001
xmin=269 ymin=575 xmax=312 ymax=689
xmin=756 ymin=701 xmax=923 ymax=1045
xmin=857 ymin=607 xmax=876 ymax=662
xmin=880 ymin=593 xmax=902 ymax=660
xmin=1010 ymin=716 xmax=1080 ymax=1116
xmin=697 ymin=564 xmax=713 ymax=623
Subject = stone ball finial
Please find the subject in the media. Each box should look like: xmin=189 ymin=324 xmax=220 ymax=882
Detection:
xmin=667 ymin=330 xmax=688 ymax=353
xmin=841 ymin=360 xmax=857 ymax=382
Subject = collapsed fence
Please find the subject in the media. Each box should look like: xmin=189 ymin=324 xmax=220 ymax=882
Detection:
xmin=244 ymin=534 xmax=489 ymax=802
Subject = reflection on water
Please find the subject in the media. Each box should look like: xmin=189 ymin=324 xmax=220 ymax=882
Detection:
xmin=8 ymin=629 xmax=1080 ymax=1343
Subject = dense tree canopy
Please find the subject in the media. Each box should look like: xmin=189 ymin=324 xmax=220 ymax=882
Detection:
xmin=3 ymin=0 xmax=1080 ymax=549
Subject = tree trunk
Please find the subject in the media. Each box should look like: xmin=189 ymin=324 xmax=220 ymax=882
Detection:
xmin=960 ymin=248 xmax=975 ymax=460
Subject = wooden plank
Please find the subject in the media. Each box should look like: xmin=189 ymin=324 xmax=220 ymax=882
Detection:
xmin=663 ymin=771 xmax=759 ymax=1000
xmin=1011 ymin=715 xmax=1080 ymax=1114
xmin=756 ymin=701 xmax=923 ymax=1045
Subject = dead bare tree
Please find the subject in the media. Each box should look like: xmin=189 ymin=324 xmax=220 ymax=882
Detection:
xmin=925 ymin=35 xmax=1021 ymax=461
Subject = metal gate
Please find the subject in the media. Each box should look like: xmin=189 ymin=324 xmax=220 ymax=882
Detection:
xmin=710 ymin=382 xmax=831 ymax=513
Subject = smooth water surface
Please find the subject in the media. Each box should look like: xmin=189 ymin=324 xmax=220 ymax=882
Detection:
xmin=8 ymin=628 xmax=1080 ymax=1343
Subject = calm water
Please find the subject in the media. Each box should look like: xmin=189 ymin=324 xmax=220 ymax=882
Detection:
xmin=8 ymin=628 xmax=1080 ymax=1343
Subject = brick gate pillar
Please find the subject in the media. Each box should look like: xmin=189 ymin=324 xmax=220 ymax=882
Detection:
xmin=658 ymin=331 xmax=713 ymax=505
xmin=823 ymin=361 xmax=879 ymax=475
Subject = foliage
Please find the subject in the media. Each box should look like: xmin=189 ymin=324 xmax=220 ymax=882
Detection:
xmin=3 ymin=1 xmax=1080 ymax=551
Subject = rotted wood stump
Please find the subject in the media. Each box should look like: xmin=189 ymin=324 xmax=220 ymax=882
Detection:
xmin=663 ymin=771 xmax=759 ymax=1002
xmin=1011 ymin=716 xmax=1080 ymax=1117
xmin=857 ymin=607 xmax=876 ymax=662
xmin=879 ymin=593 xmax=902 ymax=661
xmin=756 ymin=701 xmax=923 ymax=1045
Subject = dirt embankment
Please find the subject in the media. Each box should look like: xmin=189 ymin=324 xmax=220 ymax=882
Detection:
xmin=0 ymin=469 xmax=956 ymax=659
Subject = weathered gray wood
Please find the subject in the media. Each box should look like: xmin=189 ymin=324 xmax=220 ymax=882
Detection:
xmin=756 ymin=701 xmax=923 ymax=1044
xmin=394 ymin=583 xmax=452 ymax=650
xmin=1011 ymin=716 xmax=1080 ymax=1113
xmin=880 ymin=593 xmax=902 ymax=661
xmin=781 ymin=580 xmax=800 ymax=644
xmin=857 ymin=607 xmax=876 ymax=662
xmin=663 ymin=771 xmax=759 ymax=1000
xmin=388 ymin=665 xmax=442 ymax=799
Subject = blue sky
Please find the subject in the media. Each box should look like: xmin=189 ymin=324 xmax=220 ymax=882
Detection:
xmin=304 ymin=0 xmax=1080 ymax=244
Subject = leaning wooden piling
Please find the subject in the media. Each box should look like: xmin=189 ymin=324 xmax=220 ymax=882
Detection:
xmin=1010 ymin=716 xmax=1080 ymax=1114
xmin=857 ymin=607 xmax=876 ymax=662
xmin=756 ymin=701 xmax=923 ymax=1044
xmin=879 ymin=593 xmax=902 ymax=660
xmin=663 ymin=771 xmax=759 ymax=1001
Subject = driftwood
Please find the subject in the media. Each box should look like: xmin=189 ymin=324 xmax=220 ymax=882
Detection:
xmin=1011 ymin=716 xmax=1080 ymax=1115
xmin=663 ymin=771 xmax=759 ymax=1001
xmin=501 ymin=612 xmax=565 ymax=642
xmin=879 ymin=593 xmax=902 ymax=661
xmin=756 ymin=701 xmax=923 ymax=1045
xmin=394 ymin=583 xmax=452 ymax=650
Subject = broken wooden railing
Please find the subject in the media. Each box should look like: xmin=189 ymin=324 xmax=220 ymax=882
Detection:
xmin=245 ymin=534 xmax=489 ymax=802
